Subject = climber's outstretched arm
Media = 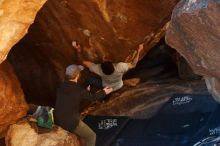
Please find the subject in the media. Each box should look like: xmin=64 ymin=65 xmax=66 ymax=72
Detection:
xmin=82 ymin=60 xmax=94 ymax=68
xmin=127 ymin=43 xmax=144 ymax=69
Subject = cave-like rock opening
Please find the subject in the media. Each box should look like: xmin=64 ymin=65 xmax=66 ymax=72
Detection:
xmin=8 ymin=35 xmax=200 ymax=108
xmin=124 ymin=38 xmax=179 ymax=82
xmin=5 ymin=0 xmax=180 ymax=107
xmin=1 ymin=0 xmax=220 ymax=145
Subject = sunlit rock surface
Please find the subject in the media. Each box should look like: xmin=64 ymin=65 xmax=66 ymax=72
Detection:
xmin=5 ymin=119 xmax=81 ymax=146
xmin=8 ymin=0 xmax=179 ymax=105
xmin=0 ymin=0 xmax=47 ymax=64
xmin=0 ymin=61 xmax=28 ymax=137
xmin=166 ymin=0 xmax=220 ymax=102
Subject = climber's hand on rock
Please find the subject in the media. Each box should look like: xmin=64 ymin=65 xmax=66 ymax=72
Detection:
xmin=103 ymin=87 xmax=113 ymax=95
xmin=137 ymin=43 xmax=144 ymax=52
xmin=72 ymin=41 xmax=81 ymax=52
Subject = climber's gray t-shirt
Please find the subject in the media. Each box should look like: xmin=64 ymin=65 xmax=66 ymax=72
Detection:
xmin=89 ymin=62 xmax=128 ymax=91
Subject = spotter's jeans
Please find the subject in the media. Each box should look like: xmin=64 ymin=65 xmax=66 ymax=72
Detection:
xmin=74 ymin=120 xmax=96 ymax=146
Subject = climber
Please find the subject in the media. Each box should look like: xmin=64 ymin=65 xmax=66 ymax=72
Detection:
xmin=82 ymin=43 xmax=144 ymax=92
xmin=54 ymin=64 xmax=113 ymax=146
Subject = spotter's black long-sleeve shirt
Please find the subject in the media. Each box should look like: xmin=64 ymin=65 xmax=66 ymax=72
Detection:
xmin=54 ymin=80 xmax=106 ymax=132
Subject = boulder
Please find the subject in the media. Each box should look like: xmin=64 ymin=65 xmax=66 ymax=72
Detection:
xmin=8 ymin=0 xmax=179 ymax=105
xmin=5 ymin=119 xmax=81 ymax=146
xmin=82 ymin=80 xmax=208 ymax=119
xmin=166 ymin=0 xmax=220 ymax=102
xmin=0 ymin=61 xmax=28 ymax=137
xmin=0 ymin=0 xmax=47 ymax=64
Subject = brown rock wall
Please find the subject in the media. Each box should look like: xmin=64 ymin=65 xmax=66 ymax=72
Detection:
xmin=0 ymin=61 xmax=28 ymax=137
xmin=8 ymin=0 xmax=179 ymax=104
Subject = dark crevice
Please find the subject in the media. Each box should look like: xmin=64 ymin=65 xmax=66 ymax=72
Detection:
xmin=124 ymin=38 xmax=178 ymax=83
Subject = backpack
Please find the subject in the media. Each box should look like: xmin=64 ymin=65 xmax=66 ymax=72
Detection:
xmin=33 ymin=106 xmax=54 ymax=129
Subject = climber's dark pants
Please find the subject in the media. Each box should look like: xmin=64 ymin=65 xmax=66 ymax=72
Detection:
xmin=86 ymin=77 xmax=103 ymax=89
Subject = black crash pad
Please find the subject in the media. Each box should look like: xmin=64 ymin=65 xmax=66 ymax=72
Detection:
xmin=84 ymin=94 xmax=220 ymax=146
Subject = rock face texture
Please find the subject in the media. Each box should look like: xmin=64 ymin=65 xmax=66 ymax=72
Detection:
xmin=175 ymin=53 xmax=201 ymax=80
xmin=0 ymin=61 xmax=28 ymax=137
xmin=166 ymin=0 xmax=220 ymax=102
xmin=0 ymin=0 xmax=47 ymax=64
xmin=5 ymin=119 xmax=81 ymax=146
xmin=83 ymin=80 xmax=208 ymax=119
xmin=205 ymin=77 xmax=220 ymax=102
xmin=8 ymin=0 xmax=179 ymax=105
